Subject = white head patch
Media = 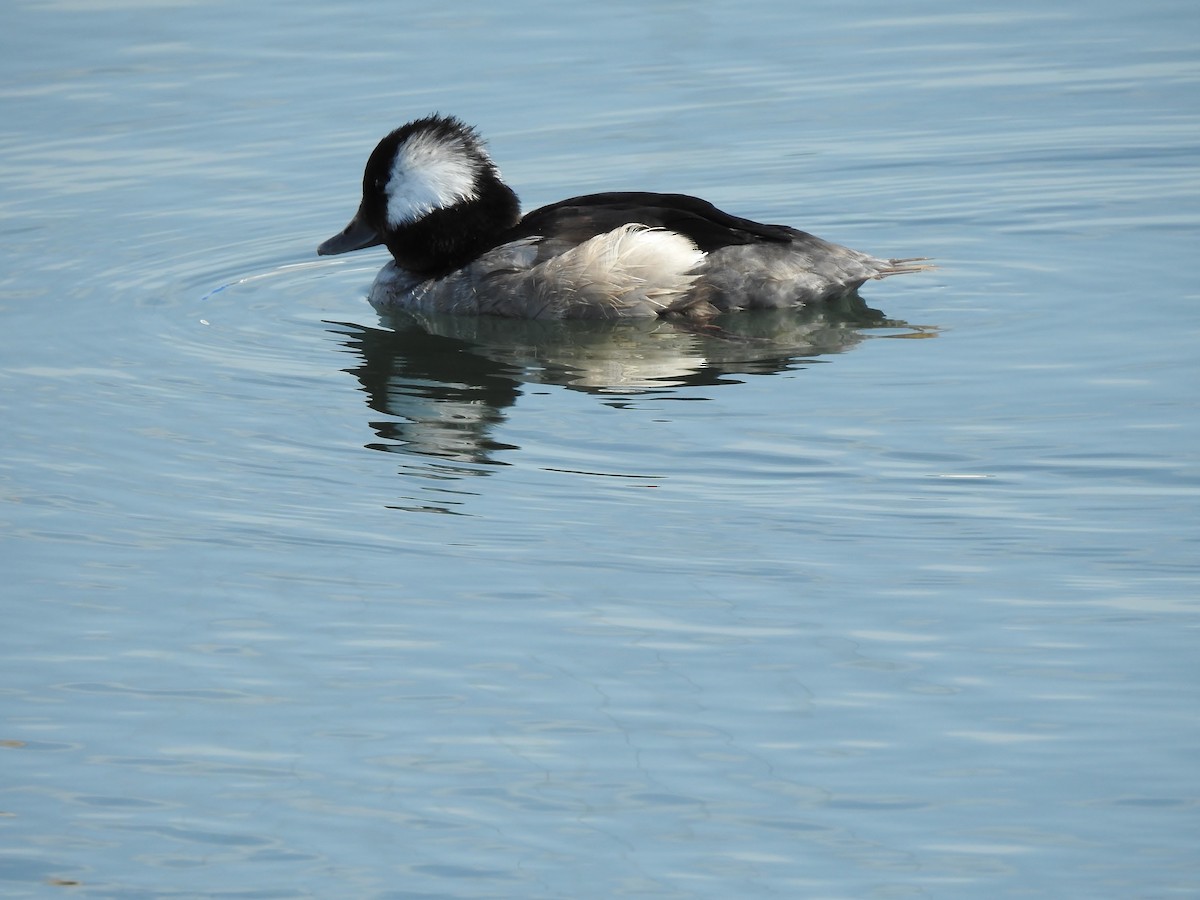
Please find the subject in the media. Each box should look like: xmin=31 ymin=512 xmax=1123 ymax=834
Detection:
xmin=384 ymin=130 xmax=483 ymax=227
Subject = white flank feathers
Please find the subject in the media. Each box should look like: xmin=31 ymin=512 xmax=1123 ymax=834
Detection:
xmin=520 ymin=226 xmax=706 ymax=319
xmin=369 ymin=226 xmax=707 ymax=319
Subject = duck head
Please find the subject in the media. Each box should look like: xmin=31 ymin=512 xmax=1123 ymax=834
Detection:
xmin=318 ymin=114 xmax=521 ymax=277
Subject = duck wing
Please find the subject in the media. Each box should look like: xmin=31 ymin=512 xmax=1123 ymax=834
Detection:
xmin=505 ymin=192 xmax=797 ymax=253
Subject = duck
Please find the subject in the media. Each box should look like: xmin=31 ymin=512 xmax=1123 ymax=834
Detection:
xmin=318 ymin=114 xmax=931 ymax=319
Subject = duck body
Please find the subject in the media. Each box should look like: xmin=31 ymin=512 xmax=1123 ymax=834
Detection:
xmin=318 ymin=115 xmax=929 ymax=319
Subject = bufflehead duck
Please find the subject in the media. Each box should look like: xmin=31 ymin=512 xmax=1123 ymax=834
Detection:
xmin=318 ymin=115 xmax=930 ymax=319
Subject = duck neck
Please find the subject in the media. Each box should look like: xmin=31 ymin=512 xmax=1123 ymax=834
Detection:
xmin=384 ymin=180 xmax=521 ymax=279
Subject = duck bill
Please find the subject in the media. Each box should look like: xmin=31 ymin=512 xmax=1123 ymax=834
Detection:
xmin=318 ymin=208 xmax=383 ymax=256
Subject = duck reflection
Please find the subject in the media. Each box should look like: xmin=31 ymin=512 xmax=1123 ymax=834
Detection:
xmin=330 ymin=294 xmax=931 ymax=474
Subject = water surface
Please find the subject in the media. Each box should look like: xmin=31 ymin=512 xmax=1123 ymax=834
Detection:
xmin=2 ymin=0 xmax=1198 ymax=897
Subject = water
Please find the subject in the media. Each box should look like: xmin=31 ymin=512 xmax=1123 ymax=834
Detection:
xmin=2 ymin=0 xmax=1198 ymax=896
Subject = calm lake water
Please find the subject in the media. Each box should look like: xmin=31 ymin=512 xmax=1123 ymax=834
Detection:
xmin=3 ymin=0 xmax=1198 ymax=897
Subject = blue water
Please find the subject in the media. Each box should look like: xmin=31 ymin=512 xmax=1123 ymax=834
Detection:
xmin=2 ymin=0 xmax=1198 ymax=897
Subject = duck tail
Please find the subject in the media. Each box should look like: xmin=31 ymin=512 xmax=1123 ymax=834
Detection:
xmin=873 ymin=257 xmax=936 ymax=279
